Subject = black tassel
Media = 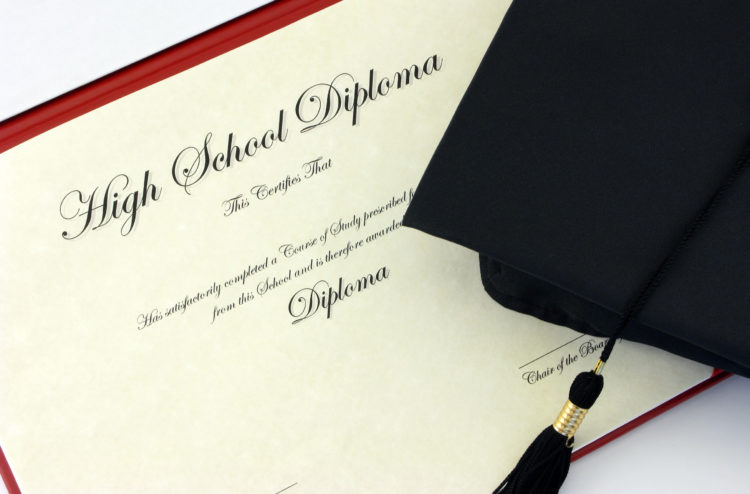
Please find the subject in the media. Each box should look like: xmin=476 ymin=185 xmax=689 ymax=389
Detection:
xmin=491 ymin=425 xmax=570 ymax=494
xmin=493 ymin=369 xmax=604 ymax=494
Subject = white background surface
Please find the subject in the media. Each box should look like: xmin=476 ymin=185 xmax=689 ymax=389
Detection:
xmin=1 ymin=1 xmax=749 ymax=493
xmin=0 ymin=0 xmax=272 ymax=120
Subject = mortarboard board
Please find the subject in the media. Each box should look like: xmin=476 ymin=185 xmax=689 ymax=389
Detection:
xmin=402 ymin=0 xmax=750 ymax=492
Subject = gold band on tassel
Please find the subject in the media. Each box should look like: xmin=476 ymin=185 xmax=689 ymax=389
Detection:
xmin=551 ymin=360 xmax=604 ymax=443
xmin=552 ymin=400 xmax=588 ymax=438
xmin=593 ymin=359 xmax=605 ymax=375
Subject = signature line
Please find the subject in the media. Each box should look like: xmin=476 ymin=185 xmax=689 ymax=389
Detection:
xmin=274 ymin=483 xmax=298 ymax=494
xmin=518 ymin=335 xmax=585 ymax=369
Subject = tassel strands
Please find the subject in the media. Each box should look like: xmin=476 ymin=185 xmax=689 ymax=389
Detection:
xmin=493 ymin=362 xmax=604 ymax=494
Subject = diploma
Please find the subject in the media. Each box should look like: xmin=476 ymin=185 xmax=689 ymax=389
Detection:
xmin=0 ymin=0 xmax=712 ymax=492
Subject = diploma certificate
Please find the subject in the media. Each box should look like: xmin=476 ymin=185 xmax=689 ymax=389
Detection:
xmin=0 ymin=1 xmax=712 ymax=492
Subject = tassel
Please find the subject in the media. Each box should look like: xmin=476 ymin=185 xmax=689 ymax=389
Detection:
xmin=493 ymin=361 xmax=605 ymax=494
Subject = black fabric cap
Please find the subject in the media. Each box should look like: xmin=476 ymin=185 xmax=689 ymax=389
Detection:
xmin=403 ymin=0 xmax=750 ymax=377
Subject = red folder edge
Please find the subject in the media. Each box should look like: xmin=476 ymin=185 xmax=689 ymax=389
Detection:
xmin=0 ymin=0 xmax=341 ymax=154
xmin=0 ymin=1 xmax=732 ymax=491
xmin=570 ymin=368 xmax=730 ymax=461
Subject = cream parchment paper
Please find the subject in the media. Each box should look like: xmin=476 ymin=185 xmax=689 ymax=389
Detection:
xmin=0 ymin=1 xmax=712 ymax=492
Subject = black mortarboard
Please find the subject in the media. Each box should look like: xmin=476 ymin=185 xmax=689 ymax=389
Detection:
xmin=403 ymin=1 xmax=750 ymax=492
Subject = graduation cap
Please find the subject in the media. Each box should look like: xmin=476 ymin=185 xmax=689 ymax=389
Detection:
xmin=402 ymin=1 xmax=750 ymax=492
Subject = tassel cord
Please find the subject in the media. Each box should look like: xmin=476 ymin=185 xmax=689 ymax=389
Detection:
xmin=600 ymin=136 xmax=750 ymax=363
